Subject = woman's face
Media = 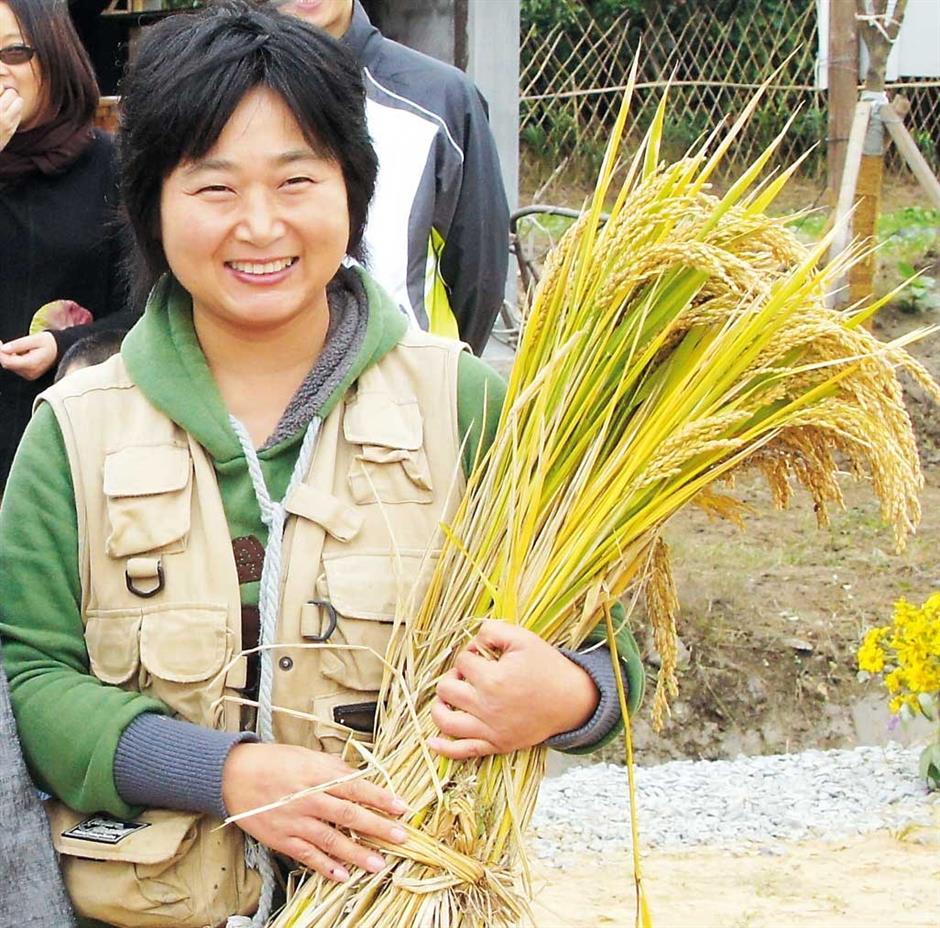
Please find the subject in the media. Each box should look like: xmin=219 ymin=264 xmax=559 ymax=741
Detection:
xmin=159 ymin=86 xmax=350 ymax=336
xmin=0 ymin=2 xmax=43 ymax=129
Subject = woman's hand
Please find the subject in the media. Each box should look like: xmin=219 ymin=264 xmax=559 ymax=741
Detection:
xmin=0 ymin=87 xmax=24 ymax=151
xmin=222 ymin=743 xmax=408 ymax=883
xmin=0 ymin=332 xmax=58 ymax=380
xmin=428 ymin=620 xmax=600 ymax=760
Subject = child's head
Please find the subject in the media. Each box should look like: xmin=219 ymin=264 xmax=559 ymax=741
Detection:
xmin=55 ymin=329 xmax=127 ymax=382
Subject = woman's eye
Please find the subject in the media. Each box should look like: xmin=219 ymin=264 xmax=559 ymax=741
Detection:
xmin=283 ymin=176 xmax=314 ymax=188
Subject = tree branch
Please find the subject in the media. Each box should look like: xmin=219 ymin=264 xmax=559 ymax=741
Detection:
xmin=888 ymin=0 xmax=909 ymax=41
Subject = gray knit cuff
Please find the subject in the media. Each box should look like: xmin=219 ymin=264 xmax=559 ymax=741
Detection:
xmin=544 ymin=647 xmax=621 ymax=751
xmin=114 ymin=713 xmax=258 ymax=820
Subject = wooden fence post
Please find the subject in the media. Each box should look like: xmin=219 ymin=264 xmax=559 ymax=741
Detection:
xmin=828 ymin=0 xmax=860 ymax=208
xmin=850 ymin=0 xmax=909 ymax=306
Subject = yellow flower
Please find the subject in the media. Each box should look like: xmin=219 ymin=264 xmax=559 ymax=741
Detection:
xmin=885 ymin=668 xmax=903 ymax=695
xmin=865 ymin=594 xmax=940 ymax=714
xmin=857 ymin=626 xmax=889 ymax=673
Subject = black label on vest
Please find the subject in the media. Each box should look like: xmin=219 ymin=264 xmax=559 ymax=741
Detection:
xmin=62 ymin=815 xmax=151 ymax=845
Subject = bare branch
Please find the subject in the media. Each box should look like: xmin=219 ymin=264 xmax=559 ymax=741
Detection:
xmin=888 ymin=0 xmax=909 ymax=40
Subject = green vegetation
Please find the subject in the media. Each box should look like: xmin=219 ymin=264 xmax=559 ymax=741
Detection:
xmin=786 ymin=207 xmax=940 ymax=313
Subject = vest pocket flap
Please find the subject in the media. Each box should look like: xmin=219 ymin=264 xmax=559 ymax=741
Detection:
xmin=323 ymin=552 xmax=434 ymax=622
xmin=104 ymin=446 xmax=193 ymax=558
xmin=140 ymin=607 xmax=227 ymax=683
xmin=104 ymin=445 xmax=191 ymax=497
xmin=284 ymin=484 xmax=364 ymax=542
xmin=85 ymin=610 xmax=142 ymax=685
xmin=49 ymin=804 xmax=201 ymax=865
xmin=344 ymin=392 xmax=423 ymax=451
xmin=348 ymin=447 xmax=435 ymax=505
xmin=320 ymin=643 xmax=385 ymax=691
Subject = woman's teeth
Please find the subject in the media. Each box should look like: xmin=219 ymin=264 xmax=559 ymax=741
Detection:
xmin=228 ymin=258 xmax=295 ymax=275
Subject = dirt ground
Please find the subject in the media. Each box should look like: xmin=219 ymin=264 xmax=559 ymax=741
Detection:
xmin=529 ymin=827 xmax=940 ymax=928
xmin=614 ymin=303 xmax=940 ymax=765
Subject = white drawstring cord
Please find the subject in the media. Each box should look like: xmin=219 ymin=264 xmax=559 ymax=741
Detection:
xmin=226 ymin=416 xmax=322 ymax=928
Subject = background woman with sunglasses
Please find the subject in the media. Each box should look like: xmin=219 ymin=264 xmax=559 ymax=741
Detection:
xmin=0 ymin=9 xmax=101 ymax=918
xmin=0 ymin=0 xmax=129 ymax=491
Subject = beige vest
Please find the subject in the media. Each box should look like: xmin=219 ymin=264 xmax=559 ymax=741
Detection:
xmin=40 ymin=330 xmax=466 ymax=928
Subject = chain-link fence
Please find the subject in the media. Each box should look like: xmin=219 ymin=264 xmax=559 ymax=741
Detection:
xmin=520 ymin=2 xmax=940 ymax=187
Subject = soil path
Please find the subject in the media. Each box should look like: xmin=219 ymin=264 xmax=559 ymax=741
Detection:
xmin=530 ymin=829 xmax=940 ymax=927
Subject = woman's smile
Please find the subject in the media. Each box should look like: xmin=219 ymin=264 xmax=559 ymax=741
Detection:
xmin=226 ymin=256 xmax=300 ymax=284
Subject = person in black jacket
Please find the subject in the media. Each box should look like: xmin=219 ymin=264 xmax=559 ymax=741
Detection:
xmin=0 ymin=0 xmax=129 ymax=491
xmin=280 ymin=0 xmax=510 ymax=355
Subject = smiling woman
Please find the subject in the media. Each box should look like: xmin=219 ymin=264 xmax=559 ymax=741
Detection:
xmin=0 ymin=4 xmax=640 ymax=928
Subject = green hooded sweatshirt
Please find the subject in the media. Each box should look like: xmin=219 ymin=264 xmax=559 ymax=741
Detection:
xmin=0 ymin=269 xmax=642 ymax=827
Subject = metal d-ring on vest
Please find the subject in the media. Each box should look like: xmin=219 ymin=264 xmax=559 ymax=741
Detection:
xmin=227 ymin=415 xmax=322 ymax=928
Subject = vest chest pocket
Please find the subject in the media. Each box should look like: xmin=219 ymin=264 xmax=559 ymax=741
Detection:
xmin=139 ymin=606 xmax=230 ymax=726
xmin=302 ymin=552 xmax=435 ymax=757
xmin=344 ymin=391 xmax=434 ymax=505
xmin=84 ymin=610 xmax=142 ymax=686
xmin=103 ymin=444 xmax=193 ymax=558
xmin=84 ymin=606 xmax=231 ymax=726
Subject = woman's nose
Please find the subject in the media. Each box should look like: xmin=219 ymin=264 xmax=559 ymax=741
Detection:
xmin=235 ymin=190 xmax=286 ymax=245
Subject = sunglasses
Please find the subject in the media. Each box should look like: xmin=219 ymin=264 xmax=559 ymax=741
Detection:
xmin=0 ymin=45 xmax=35 ymax=66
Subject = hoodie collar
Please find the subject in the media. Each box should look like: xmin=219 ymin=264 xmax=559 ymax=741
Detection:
xmin=121 ymin=266 xmax=407 ymax=465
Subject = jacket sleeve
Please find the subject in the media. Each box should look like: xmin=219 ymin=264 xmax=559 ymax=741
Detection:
xmin=0 ymin=403 xmax=169 ymax=817
xmin=559 ymin=602 xmax=646 ymax=755
xmin=0 ymin=659 xmax=76 ymax=927
xmin=437 ymin=87 xmax=510 ymax=356
xmin=456 ymin=352 xmax=507 ymax=478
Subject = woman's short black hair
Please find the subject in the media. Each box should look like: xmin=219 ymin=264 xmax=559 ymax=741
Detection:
xmin=119 ymin=0 xmax=377 ymax=296
xmin=4 ymin=0 xmax=99 ymax=127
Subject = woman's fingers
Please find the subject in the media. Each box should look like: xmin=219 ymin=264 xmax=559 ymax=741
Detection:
xmin=430 ymin=697 xmax=492 ymax=742
xmin=222 ymin=742 xmax=410 ymax=876
xmin=292 ymin=819 xmax=389 ymax=876
xmin=291 ymin=747 xmax=405 ymax=816
xmin=327 ymin=771 xmax=407 ymax=817
xmin=282 ymin=835 xmax=351 ymax=884
xmin=0 ymin=332 xmax=58 ymax=381
xmin=0 ymin=89 xmax=23 ymax=150
xmin=309 ymin=793 xmax=407 ymax=846
xmin=436 ymin=670 xmax=478 ymax=713
xmin=427 ymin=736 xmax=497 ymax=761
xmin=453 ymin=648 xmax=493 ymax=686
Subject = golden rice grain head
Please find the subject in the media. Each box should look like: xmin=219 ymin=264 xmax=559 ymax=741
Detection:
xmin=644 ymin=536 xmax=681 ymax=731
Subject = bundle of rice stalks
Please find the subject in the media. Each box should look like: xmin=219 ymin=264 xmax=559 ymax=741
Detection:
xmin=268 ymin=79 xmax=939 ymax=927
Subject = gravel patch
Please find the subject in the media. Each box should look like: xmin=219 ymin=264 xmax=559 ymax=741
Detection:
xmin=532 ymin=744 xmax=936 ymax=864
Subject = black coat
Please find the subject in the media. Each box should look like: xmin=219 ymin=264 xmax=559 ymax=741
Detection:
xmin=0 ymin=131 xmax=133 ymax=490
